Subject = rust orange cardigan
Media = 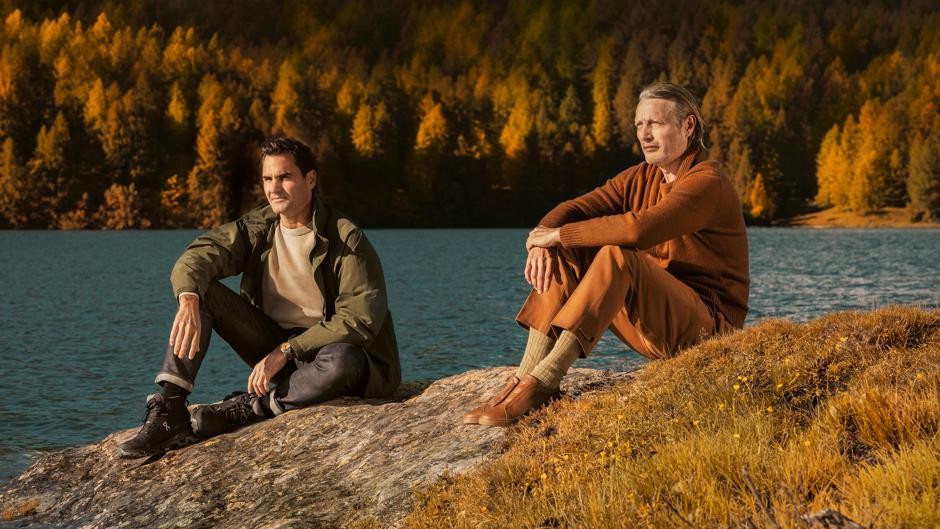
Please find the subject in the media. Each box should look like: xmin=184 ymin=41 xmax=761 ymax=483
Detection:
xmin=539 ymin=149 xmax=750 ymax=328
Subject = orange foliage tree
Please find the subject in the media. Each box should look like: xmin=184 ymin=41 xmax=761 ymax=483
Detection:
xmin=0 ymin=1 xmax=936 ymax=227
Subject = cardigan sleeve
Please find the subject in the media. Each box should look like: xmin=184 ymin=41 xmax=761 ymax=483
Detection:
xmin=558 ymin=167 xmax=724 ymax=249
xmin=538 ymin=167 xmax=634 ymax=227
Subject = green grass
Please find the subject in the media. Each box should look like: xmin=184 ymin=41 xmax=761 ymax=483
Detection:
xmin=402 ymin=307 xmax=940 ymax=529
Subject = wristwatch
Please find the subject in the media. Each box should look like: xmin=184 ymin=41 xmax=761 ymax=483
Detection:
xmin=280 ymin=342 xmax=297 ymax=361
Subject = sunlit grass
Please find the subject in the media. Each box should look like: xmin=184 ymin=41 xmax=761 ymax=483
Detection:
xmin=403 ymin=306 xmax=940 ymax=529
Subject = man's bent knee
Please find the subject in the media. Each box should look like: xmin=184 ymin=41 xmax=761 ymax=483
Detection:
xmin=594 ymin=244 xmax=641 ymax=269
xmin=311 ymin=344 xmax=368 ymax=391
xmin=272 ymin=344 xmax=368 ymax=412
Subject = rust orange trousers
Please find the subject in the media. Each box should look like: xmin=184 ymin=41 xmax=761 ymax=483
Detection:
xmin=516 ymin=245 xmax=728 ymax=360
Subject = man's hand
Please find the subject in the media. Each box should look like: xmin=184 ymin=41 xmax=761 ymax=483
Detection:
xmin=248 ymin=348 xmax=288 ymax=397
xmin=524 ymin=246 xmax=557 ymax=294
xmin=524 ymin=226 xmax=561 ymax=294
xmin=525 ymin=226 xmax=561 ymax=251
xmin=169 ymin=295 xmax=201 ymax=360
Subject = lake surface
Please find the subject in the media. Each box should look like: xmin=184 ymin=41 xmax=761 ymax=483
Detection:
xmin=1 ymin=228 xmax=938 ymax=482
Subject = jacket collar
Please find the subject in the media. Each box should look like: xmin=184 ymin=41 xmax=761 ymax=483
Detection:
xmin=259 ymin=193 xmax=330 ymax=253
xmin=310 ymin=192 xmax=328 ymax=237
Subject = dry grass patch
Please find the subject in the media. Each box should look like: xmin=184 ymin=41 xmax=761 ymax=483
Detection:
xmin=403 ymin=306 xmax=940 ymax=529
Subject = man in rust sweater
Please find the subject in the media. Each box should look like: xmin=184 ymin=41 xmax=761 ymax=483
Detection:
xmin=465 ymin=82 xmax=749 ymax=427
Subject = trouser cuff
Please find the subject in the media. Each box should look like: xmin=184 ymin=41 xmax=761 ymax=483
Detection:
xmin=155 ymin=373 xmax=194 ymax=392
xmin=268 ymin=391 xmax=286 ymax=416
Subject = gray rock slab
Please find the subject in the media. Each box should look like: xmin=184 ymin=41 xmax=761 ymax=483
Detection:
xmin=0 ymin=367 xmax=635 ymax=529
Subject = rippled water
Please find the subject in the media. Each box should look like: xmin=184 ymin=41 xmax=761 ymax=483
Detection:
xmin=1 ymin=228 xmax=938 ymax=481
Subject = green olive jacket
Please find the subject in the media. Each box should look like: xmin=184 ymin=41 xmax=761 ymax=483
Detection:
xmin=169 ymin=194 xmax=401 ymax=398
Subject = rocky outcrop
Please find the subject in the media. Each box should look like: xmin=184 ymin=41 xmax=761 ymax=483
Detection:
xmin=0 ymin=367 xmax=635 ymax=529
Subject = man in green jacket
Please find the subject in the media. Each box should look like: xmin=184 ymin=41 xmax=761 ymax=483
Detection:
xmin=118 ymin=136 xmax=400 ymax=459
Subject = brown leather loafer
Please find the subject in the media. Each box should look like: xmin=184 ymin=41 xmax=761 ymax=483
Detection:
xmin=477 ymin=374 xmax=560 ymax=427
xmin=463 ymin=376 xmax=520 ymax=424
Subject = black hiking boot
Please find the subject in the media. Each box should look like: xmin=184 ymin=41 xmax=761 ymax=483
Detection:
xmin=118 ymin=394 xmax=195 ymax=459
xmin=190 ymin=392 xmax=268 ymax=438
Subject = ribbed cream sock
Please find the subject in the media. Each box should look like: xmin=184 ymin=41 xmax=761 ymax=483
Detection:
xmin=529 ymin=330 xmax=582 ymax=389
xmin=515 ymin=328 xmax=555 ymax=379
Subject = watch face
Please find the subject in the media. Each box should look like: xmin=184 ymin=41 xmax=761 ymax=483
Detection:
xmin=280 ymin=342 xmax=291 ymax=352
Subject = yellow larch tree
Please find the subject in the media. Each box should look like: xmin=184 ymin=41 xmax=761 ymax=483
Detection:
xmin=0 ymin=137 xmax=26 ymax=227
xmin=590 ymin=38 xmax=615 ymax=152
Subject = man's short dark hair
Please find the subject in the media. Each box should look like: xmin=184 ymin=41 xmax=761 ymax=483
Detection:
xmin=260 ymin=136 xmax=318 ymax=176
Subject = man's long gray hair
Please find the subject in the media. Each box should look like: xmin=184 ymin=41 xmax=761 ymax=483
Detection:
xmin=638 ymin=82 xmax=707 ymax=154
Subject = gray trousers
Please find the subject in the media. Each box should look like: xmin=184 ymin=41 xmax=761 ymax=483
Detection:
xmin=156 ymin=281 xmax=368 ymax=415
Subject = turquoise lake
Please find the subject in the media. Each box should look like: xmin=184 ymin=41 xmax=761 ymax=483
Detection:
xmin=1 ymin=228 xmax=938 ymax=482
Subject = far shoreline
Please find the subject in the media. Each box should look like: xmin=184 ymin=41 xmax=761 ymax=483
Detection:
xmin=777 ymin=206 xmax=940 ymax=229
xmin=2 ymin=206 xmax=940 ymax=231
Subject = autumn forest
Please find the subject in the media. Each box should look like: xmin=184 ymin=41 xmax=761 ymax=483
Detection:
xmin=0 ymin=0 xmax=938 ymax=229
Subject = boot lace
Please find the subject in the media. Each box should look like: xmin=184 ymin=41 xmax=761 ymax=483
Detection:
xmin=219 ymin=394 xmax=256 ymax=426
xmin=138 ymin=397 xmax=172 ymax=436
